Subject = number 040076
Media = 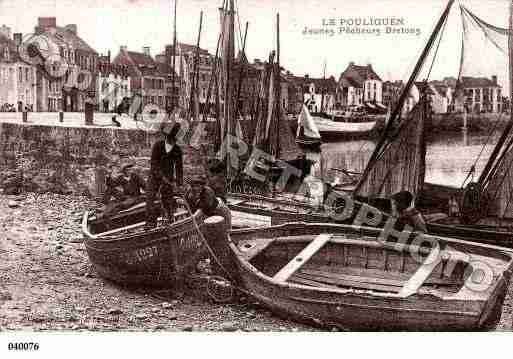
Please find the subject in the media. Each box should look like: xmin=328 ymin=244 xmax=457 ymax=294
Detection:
xmin=8 ymin=342 xmax=40 ymax=351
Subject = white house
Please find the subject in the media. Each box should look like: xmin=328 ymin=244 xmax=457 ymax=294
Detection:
xmin=0 ymin=26 xmax=38 ymax=111
xmin=337 ymin=62 xmax=384 ymax=111
xmin=97 ymin=54 xmax=131 ymax=112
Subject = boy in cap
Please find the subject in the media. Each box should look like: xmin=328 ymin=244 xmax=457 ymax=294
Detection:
xmin=390 ymin=190 xmax=427 ymax=233
xmin=145 ymin=122 xmax=184 ymax=228
xmin=207 ymin=158 xmax=227 ymax=203
xmin=101 ymin=159 xmax=146 ymax=217
xmin=186 ymin=174 xmax=232 ymax=230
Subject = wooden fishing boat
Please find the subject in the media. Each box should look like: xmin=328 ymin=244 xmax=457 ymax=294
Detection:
xmin=81 ymin=199 xmax=205 ymax=288
xmin=202 ymin=215 xmax=513 ymax=330
xmin=296 ymin=105 xmax=322 ymax=152
xmin=228 ymin=190 xmax=513 ymax=249
xmin=351 ymin=1 xmax=513 ymax=248
xmin=312 ymin=115 xmax=379 ymax=141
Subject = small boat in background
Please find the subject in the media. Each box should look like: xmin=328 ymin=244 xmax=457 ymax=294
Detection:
xmin=296 ymin=105 xmax=321 ymax=151
xmin=312 ymin=115 xmax=381 ymax=141
xmin=202 ymin=216 xmax=513 ymax=330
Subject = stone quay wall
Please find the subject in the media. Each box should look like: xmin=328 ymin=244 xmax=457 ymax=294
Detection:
xmin=0 ymin=121 xmax=212 ymax=197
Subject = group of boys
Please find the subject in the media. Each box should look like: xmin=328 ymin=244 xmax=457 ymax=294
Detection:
xmin=100 ymin=122 xmax=230 ymax=229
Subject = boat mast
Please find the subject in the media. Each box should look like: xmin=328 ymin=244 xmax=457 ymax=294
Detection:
xmin=171 ymin=0 xmax=177 ymax=112
xmin=355 ymin=0 xmax=455 ymax=193
xmin=225 ymin=0 xmax=236 ymax=178
xmin=189 ymin=11 xmax=203 ymax=122
xmin=276 ymin=12 xmax=281 ymax=158
xmin=235 ymin=21 xmax=249 ymax=120
xmin=478 ymin=0 xmax=513 ymax=188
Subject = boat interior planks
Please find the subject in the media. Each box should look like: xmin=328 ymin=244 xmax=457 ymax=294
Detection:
xmin=201 ymin=219 xmax=513 ymax=330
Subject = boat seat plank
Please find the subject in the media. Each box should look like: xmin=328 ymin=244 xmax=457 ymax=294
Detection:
xmin=292 ymin=272 xmax=400 ymax=293
xmin=238 ymin=238 xmax=276 ymax=261
xmin=273 ymin=234 xmax=333 ymax=283
xmin=95 ymin=221 xmax=145 ymax=237
xmin=399 ymin=247 xmax=442 ymax=297
xmin=289 ymin=275 xmax=341 ymax=290
xmin=303 ymin=264 xmax=459 ymax=286
xmin=94 ymin=210 xmax=188 ymax=237
xmin=300 ymin=268 xmax=405 ymax=287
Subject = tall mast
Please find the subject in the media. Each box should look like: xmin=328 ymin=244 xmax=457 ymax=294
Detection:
xmin=225 ymin=0 xmax=235 ymax=178
xmin=276 ymin=12 xmax=281 ymax=158
xmin=235 ymin=21 xmax=249 ymax=119
xmin=355 ymin=0 xmax=455 ymax=193
xmin=189 ymin=11 xmax=203 ymax=122
xmin=478 ymin=0 xmax=513 ymax=188
xmin=171 ymin=0 xmax=177 ymax=111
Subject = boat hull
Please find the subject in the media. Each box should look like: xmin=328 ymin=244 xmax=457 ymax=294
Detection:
xmin=228 ymin=191 xmax=513 ymax=248
xmin=82 ymin=203 xmax=205 ymax=288
xmin=234 ymin=260 xmax=504 ymax=331
xmin=313 ymin=116 xmax=380 ymax=141
xmin=204 ymin=220 xmax=513 ymax=331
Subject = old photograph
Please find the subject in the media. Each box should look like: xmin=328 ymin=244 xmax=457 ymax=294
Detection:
xmin=1 ymin=0 xmax=513 ymax=348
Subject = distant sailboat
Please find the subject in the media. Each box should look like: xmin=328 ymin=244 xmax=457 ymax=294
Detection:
xmin=296 ymin=104 xmax=321 ymax=151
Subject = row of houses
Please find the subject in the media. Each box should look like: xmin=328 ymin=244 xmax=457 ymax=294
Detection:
xmin=0 ymin=18 xmax=505 ymax=115
xmin=293 ymin=62 xmax=504 ymax=115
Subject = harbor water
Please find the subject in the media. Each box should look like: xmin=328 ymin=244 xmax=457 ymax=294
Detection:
xmin=311 ymin=129 xmax=503 ymax=189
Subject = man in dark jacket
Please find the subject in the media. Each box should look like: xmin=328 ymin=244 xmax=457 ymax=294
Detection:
xmin=145 ymin=123 xmax=184 ymax=227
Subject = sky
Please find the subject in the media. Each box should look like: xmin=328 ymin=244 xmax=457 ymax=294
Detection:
xmin=0 ymin=0 xmax=510 ymax=85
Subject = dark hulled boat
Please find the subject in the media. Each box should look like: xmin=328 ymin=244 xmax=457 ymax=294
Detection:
xmin=81 ymin=200 xmax=205 ymax=288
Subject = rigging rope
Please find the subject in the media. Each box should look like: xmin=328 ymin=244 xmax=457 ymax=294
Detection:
xmin=426 ymin=10 xmax=449 ymax=82
xmin=461 ymin=111 xmax=504 ymax=188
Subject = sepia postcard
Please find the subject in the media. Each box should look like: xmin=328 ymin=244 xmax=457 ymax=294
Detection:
xmin=0 ymin=0 xmax=512 ymax=357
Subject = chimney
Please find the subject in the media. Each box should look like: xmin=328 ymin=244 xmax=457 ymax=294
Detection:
xmin=304 ymin=74 xmax=309 ymax=79
xmin=38 ymin=17 xmax=57 ymax=29
xmin=65 ymin=24 xmax=77 ymax=34
xmin=0 ymin=25 xmax=11 ymax=39
xmin=13 ymin=33 xmax=22 ymax=47
xmin=120 ymin=45 xmax=127 ymax=52
xmin=492 ymin=75 xmax=498 ymax=86
xmin=349 ymin=61 xmax=355 ymax=67
xmin=142 ymin=46 xmax=151 ymax=57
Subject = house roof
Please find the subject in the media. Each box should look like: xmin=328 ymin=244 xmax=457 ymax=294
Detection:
xmin=339 ymin=63 xmax=382 ymax=88
xmin=164 ymin=42 xmax=210 ymax=56
xmin=126 ymin=51 xmax=154 ymax=66
xmin=461 ymin=76 xmax=499 ymax=88
xmin=292 ymin=76 xmax=337 ymax=92
xmin=42 ymin=26 xmax=97 ymax=54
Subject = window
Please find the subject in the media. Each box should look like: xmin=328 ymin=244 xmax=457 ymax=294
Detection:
xmin=25 ymin=68 xmax=29 ymax=82
xmin=18 ymin=67 xmax=22 ymax=83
